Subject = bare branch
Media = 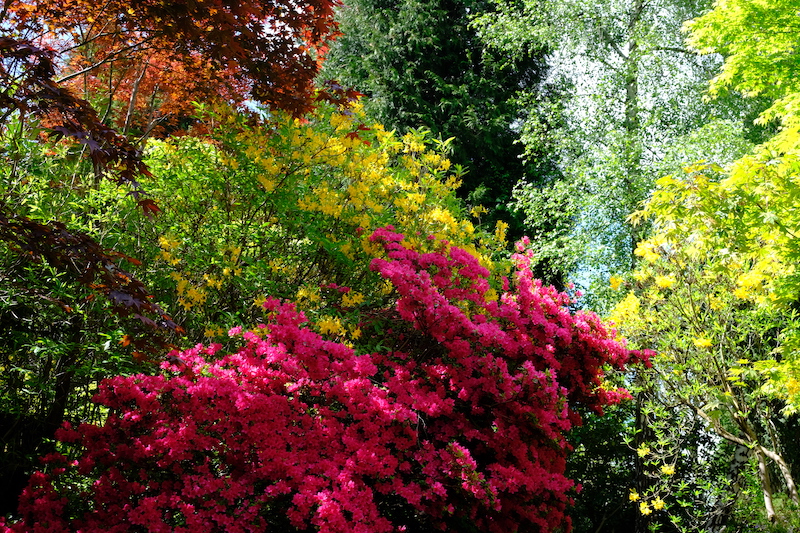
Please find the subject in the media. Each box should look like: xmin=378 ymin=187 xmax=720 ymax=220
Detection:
xmin=55 ymin=36 xmax=156 ymax=84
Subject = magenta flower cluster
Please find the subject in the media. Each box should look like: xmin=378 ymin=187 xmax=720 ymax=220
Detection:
xmin=2 ymin=228 xmax=645 ymax=532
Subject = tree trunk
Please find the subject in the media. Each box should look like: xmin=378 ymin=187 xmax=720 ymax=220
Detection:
xmin=756 ymin=447 xmax=777 ymax=522
xmin=123 ymin=62 xmax=150 ymax=136
xmin=759 ymin=445 xmax=800 ymax=506
xmin=623 ymin=0 xmax=645 ymax=268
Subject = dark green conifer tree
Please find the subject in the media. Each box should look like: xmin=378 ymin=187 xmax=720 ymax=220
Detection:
xmin=323 ymin=0 xmax=563 ymax=270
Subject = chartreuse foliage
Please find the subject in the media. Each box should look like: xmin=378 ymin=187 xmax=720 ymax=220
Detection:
xmin=609 ymin=155 xmax=800 ymax=526
xmin=623 ymin=133 xmax=800 ymax=412
xmin=596 ymin=4 xmax=800 ymax=527
xmin=681 ymin=5 xmax=800 ymax=390
xmin=127 ymin=100 xmax=511 ymax=344
xmin=1 ymin=228 xmax=644 ymax=533
xmin=685 ymin=0 xmax=800 ymax=134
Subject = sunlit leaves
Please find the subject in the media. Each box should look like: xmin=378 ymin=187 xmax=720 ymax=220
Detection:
xmin=686 ymin=0 xmax=800 ymax=129
xmin=133 ymin=100 xmax=509 ymax=343
xmin=610 ymin=150 xmax=800 ymax=525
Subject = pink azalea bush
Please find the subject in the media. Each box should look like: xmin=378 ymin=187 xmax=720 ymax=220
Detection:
xmin=2 ymin=228 xmax=646 ymax=532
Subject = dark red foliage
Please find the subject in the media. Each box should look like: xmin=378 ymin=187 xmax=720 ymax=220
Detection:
xmin=10 ymin=0 xmax=342 ymax=120
xmin=0 ymin=36 xmax=151 ymax=190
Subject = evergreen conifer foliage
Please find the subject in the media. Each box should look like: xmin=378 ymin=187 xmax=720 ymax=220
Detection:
xmin=323 ymin=0 xmax=561 ymax=229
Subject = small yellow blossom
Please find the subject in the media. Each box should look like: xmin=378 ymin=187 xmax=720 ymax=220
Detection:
xmin=470 ymin=205 xmax=488 ymax=218
xmin=176 ymin=278 xmax=189 ymax=295
xmin=733 ymin=286 xmax=750 ymax=299
xmin=257 ymin=175 xmax=277 ymax=192
xmin=737 ymin=270 xmax=764 ymax=289
xmin=608 ymin=293 xmax=641 ymax=325
xmin=787 ymin=378 xmax=800 ymax=397
xmin=629 ymin=490 xmax=640 ymax=502
xmin=609 ymin=275 xmax=624 ymax=291
xmin=637 ymin=446 xmax=650 ymax=458
xmin=494 ymin=220 xmax=509 ymax=243
xmin=204 ymin=275 xmax=222 ymax=289
xmin=317 ymin=316 xmax=345 ymax=336
xmin=652 ymin=498 xmax=665 ymax=510
xmin=158 ymin=235 xmax=181 ymax=251
xmin=342 ymin=291 xmax=365 ymax=307
xmin=692 ymin=336 xmax=713 ymax=349
xmin=296 ymin=286 xmax=321 ymax=303
xmin=639 ymin=501 xmax=652 ymax=515
xmin=634 ymin=241 xmax=660 ymax=263
xmin=654 ymin=275 xmax=676 ymax=289
xmin=660 ymin=464 xmax=675 ymax=476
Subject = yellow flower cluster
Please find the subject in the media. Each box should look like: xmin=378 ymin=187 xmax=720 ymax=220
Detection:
xmin=296 ymin=286 xmax=321 ymax=304
xmin=633 ymin=236 xmax=669 ymax=264
xmin=608 ymin=293 xmax=641 ymax=326
xmin=341 ymin=291 xmax=365 ymax=308
xmin=692 ymin=336 xmax=713 ymax=349
xmin=159 ymin=240 xmax=246 ymax=313
xmin=253 ymin=103 xmax=504 ymax=263
xmin=204 ymin=325 xmax=227 ymax=338
xmin=170 ymin=272 xmax=207 ymax=311
xmin=630 ymin=490 xmax=666 ymax=514
xmin=494 ymin=220 xmax=509 ymax=244
xmin=654 ymin=275 xmax=676 ymax=289
xmin=317 ymin=316 xmax=345 ymax=337
xmin=158 ymin=234 xmax=182 ymax=265
xmin=142 ymin=100 xmax=512 ymax=341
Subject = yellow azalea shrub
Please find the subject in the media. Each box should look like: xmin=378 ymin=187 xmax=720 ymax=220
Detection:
xmin=136 ymin=99 xmax=510 ymax=343
xmin=624 ymin=152 xmax=800 ymax=410
xmin=610 ymin=154 xmax=800 ymax=527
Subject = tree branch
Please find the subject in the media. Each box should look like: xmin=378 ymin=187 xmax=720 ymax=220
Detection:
xmin=648 ymin=46 xmax=699 ymax=56
xmin=55 ymin=37 xmax=156 ymax=84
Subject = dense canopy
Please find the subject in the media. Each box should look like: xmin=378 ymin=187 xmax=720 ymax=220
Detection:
xmin=2 ymin=0 xmax=800 ymax=532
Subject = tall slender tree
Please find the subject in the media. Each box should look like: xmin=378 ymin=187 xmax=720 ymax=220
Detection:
xmin=474 ymin=0 xmax=769 ymax=293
